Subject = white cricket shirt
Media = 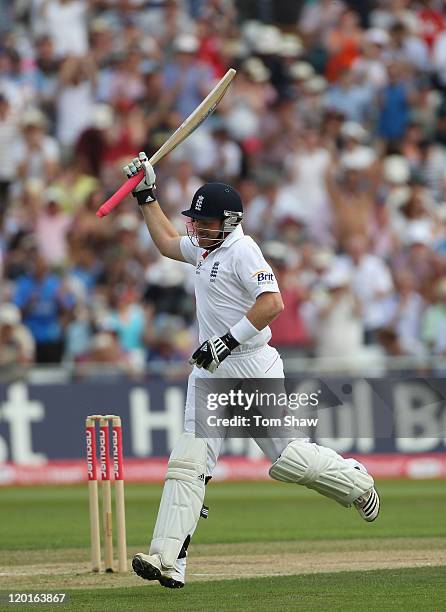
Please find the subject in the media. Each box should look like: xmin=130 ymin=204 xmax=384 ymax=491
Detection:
xmin=180 ymin=225 xmax=280 ymax=352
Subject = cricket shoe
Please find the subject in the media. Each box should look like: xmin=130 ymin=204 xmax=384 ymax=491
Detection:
xmin=132 ymin=553 xmax=185 ymax=589
xmin=350 ymin=461 xmax=380 ymax=522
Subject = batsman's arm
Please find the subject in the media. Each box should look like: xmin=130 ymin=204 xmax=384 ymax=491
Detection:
xmin=245 ymin=292 xmax=284 ymax=330
xmin=139 ymin=202 xmax=185 ymax=262
xmin=123 ymin=153 xmax=185 ymax=262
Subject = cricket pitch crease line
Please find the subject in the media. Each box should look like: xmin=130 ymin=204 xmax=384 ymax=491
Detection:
xmin=2 ymin=556 xmax=446 ymax=580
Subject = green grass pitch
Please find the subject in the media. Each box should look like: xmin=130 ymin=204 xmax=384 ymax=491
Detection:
xmin=0 ymin=480 xmax=445 ymax=611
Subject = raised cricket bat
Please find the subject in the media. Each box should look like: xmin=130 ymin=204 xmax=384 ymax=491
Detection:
xmin=96 ymin=68 xmax=236 ymax=218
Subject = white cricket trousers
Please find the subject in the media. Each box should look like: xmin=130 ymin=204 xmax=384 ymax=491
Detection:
xmin=183 ymin=344 xmax=296 ymax=476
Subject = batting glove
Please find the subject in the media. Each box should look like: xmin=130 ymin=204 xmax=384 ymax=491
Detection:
xmin=189 ymin=333 xmax=240 ymax=373
xmin=122 ymin=152 xmax=157 ymax=206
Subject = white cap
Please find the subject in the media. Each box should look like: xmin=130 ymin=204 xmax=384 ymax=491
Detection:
xmin=115 ymin=213 xmax=139 ymax=232
xmin=436 ymin=277 xmax=446 ymax=298
xmin=303 ymin=75 xmax=327 ymax=94
xmin=388 ymin=186 xmax=412 ymax=209
xmin=262 ymin=241 xmax=288 ymax=263
xmin=91 ymin=104 xmax=114 ymax=130
xmin=253 ymin=25 xmax=281 ymax=54
xmin=0 ymin=303 xmax=21 ymax=326
xmin=43 ymin=186 xmax=63 ymax=204
xmin=92 ymin=332 xmax=115 ymax=351
xmin=312 ymin=249 xmax=334 ymax=270
xmin=24 ymin=177 xmax=45 ymax=196
xmin=289 ymin=61 xmax=314 ymax=81
xmin=323 ymin=266 xmax=351 ymax=289
xmin=22 ymin=108 xmax=46 ymax=128
xmin=279 ymin=35 xmax=304 ymax=58
xmin=242 ymin=57 xmax=271 ymax=82
xmin=384 ymin=155 xmax=410 ymax=184
xmin=341 ymin=147 xmax=376 ymax=170
xmin=223 ymin=38 xmax=249 ymax=59
xmin=242 ymin=20 xmax=264 ymax=46
xmin=174 ymin=33 xmax=199 ymax=54
xmin=340 ymin=121 xmax=368 ymax=142
xmin=365 ymin=28 xmax=390 ymax=46
xmin=405 ymin=222 xmax=432 ymax=246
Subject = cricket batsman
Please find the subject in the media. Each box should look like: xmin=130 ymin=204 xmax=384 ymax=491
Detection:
xmin=125 ymin=152 xmax=380 ymax=589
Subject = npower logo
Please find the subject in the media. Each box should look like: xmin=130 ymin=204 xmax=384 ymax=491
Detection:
xmin=86 ymin=429 xmax=95 ymax=480
xmin=112 ymin=429 xmax=122 ymax=479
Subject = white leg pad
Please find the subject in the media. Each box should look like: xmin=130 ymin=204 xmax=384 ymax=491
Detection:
xmin=269 ymin=440 xmax=374 ymax=507
xmin=149 ymin=433 xmax=206 ymax=567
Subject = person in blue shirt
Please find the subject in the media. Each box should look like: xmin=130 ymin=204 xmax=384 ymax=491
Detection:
xmin=378 ymin=63 xmax=410 ymax=141
xmin=13 ymin=254 xmax=73 ymax=363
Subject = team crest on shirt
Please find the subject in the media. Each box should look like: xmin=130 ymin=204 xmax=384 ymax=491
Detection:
xmin=210 ymin=261 xmax=220 ymax=283
xmin=251 ymin=269 xmax=275 ymax=285
xmin=196 ymin=260 xmax=203 ymax=275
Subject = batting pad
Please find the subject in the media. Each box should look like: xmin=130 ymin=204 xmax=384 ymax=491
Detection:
xmin=150 ymin=433 xmax=207 ymax=567
xmin=269 ymin=441 xmax=374 ymax=507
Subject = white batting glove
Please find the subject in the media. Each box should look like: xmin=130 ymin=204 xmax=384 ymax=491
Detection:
xmin=122 ymin=152 xmax=157 ymax=205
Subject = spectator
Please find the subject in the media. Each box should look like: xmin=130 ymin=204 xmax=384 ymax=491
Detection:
xmin=286 ymin=128 xmax=332 ymax=244
xmin=337 ymin=234 xmax=394 ymax=343
xmin=76 ymin=330 xmax=132 ymax=378
xmin=106 ymin=287 xmax=146 ymax=359
xmin=13 ymin=254 xmax=72 ymax=363
xmin=56 ymin=56 xmax=95 ymax=150
xmin=0 ymin=303 xmax=35 ymax=379
xmin=421 ymin=277 xmax=446 ymax=353
xmin=325 ymin=8 xmax=363 ymax=82
xmin=163 ymin=34 xmax=213 ymax=118
xmin=12 ymin=109 xmax=60 ymax=184
xmin=324 ymin=68 xmax=373 ymax=123
xmin=39 ymin=0 xmax=88 ymax=59
xmin=33 ymin=35 xmax=61 ymax=118
xmin=34 ymin=187 xmax=72 ymax=266
xmin=162 ymin=160 xmax=203 ymax=217
xmin=387 ymin=270 xmax=425 ymax=355
xmin=314 ymin=265 xmax=363 ymax=361
xmin=263 ymin=241 xmax=310 ymax=357
xmin=325 ymin=158 xmax=376 ymax=250
xmin=0 ymin=94 xmax=18 ymax=218
xmin=378 ymin=62 xmax=411 ymax=141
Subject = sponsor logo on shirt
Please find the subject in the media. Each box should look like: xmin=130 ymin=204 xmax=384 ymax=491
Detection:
xmin=196 ymin=260 xmax=203 ymax=275
xmin=251 ymin=269 xmax=275 ymax=284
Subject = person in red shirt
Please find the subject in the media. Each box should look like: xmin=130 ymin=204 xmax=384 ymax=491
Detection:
xmin=325 ymin=9 xmax=362 ymax=81
xmin=418 ymin=0 xmax=445 ymax=50
xmin=263 ymin=241 xmax=310 ymax=356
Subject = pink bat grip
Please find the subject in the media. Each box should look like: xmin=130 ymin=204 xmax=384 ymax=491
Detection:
xmin=96 ymin=171 xmax=144 ymax=217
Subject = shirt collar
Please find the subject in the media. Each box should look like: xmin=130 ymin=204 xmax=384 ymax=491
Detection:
xmin=200 ymin=224 xmax=244 ymax=259
xmin=219 ymin=223 xmax=244 ymax=249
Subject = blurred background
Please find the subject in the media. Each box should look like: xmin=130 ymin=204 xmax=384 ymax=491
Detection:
xmin=0 ymin=1 xmax=445 ymax=483
xmin=3 ymin=0 xmax=446 ymax=376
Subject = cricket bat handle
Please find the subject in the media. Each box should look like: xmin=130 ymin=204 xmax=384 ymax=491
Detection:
xmin=96 ymin=172 xmax=143 ymax=218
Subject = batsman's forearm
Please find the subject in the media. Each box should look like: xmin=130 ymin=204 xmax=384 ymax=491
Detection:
xmin=139 ymin=202 xmax=179 ymax=253
xmin=246 ymin=292 xmax=284 ymax=330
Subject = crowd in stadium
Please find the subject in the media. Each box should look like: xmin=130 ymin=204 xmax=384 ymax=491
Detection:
xmin=1 ymin=0 xmax=446 ymax=377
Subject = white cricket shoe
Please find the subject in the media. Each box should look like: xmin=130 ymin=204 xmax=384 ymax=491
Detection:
xmin=354 ymin=486 xmax=380 ymax=522
xmin=132 ymin=553 xmax=185 ymax=589
xmin=350 ymin=461 xmax=380 ymax=522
